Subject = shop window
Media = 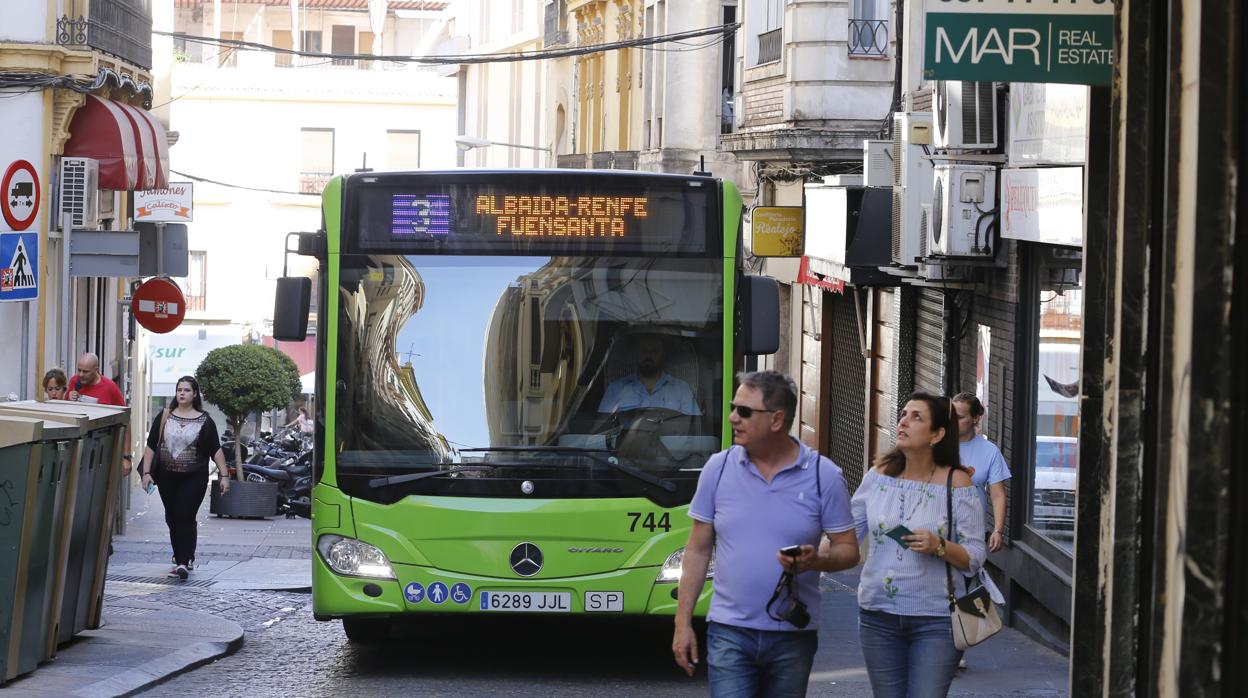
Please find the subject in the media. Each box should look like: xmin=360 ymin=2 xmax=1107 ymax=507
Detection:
xmin=1028 ymin=284 xmax=1083 ymax=553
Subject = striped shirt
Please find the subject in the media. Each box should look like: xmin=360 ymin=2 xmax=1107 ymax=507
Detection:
xmin=851 ymin=469 xmax=986 ymax=617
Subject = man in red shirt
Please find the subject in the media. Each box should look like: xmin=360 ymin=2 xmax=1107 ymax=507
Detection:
xmin=69 ymin=352 xmax=132 ymax=475
xmin=68 ymin=352 xmax=126 ymax=406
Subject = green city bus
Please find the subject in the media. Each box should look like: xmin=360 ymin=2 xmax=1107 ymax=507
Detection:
xmin=274 ymin=169 xmax=777 ymax=640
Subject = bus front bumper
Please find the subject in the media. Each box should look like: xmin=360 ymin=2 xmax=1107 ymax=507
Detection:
xmin=311 ymin=554 xmax=713 ymax=619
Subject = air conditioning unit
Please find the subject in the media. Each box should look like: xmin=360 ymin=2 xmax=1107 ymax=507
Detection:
xmin=933 ymin=81 xmax=998 ymax=150
xmin=58 ymin=157 xmax=99 ymax=230
xmin=863 ymin=139 xmax=893 ymax=187
xmin=929 ymin=164 xmax=997 ymax=258
xmin=890 ymin=112 xmax=933 ymax=267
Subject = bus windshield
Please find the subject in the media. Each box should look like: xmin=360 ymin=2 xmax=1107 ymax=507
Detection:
xmin=334 ymin=253 xmax=724 ymax=498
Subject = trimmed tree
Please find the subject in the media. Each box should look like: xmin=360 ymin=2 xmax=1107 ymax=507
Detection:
xmin=197 ymin=343 xmax=301 ymax=479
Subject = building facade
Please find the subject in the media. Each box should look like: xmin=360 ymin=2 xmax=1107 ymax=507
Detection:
xmin=0 ymin=0 xmax=163 ymax=489
xmin=159 ymin=0 xmax=456 ymax=407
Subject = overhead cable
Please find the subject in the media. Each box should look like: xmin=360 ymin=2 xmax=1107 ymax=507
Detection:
xmin=154 ymin=22 xmax=739 ymax=66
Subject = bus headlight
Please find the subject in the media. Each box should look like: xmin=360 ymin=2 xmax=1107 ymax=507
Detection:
xmin=317 ymin=534 xmax=396 ymax=580
xmin=656 ymin=548 xmax=715 ymax=583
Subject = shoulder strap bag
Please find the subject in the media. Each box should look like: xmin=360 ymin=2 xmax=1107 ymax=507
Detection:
xmin=945 ymin=468 xmax=1003 ymax=650
xmin=152 ymin=408 xmax=170 ymax=474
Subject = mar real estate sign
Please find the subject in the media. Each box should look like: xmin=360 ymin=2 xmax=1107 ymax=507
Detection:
xmin=924 ymin=0 xmax=1114 ymax=85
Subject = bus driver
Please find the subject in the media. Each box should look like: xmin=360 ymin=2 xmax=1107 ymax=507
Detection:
xmin=598 ymin=336 xmax=701 ymax=416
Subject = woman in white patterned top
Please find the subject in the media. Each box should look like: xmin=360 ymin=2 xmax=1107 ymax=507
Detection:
xmin=851 ymin=391 xmax=986 ymax=698
xmin=140 ymin=376 xmax=230 ymax=580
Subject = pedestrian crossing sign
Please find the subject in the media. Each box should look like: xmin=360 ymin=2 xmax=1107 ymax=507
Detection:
xmin=0 ymin=232 xmax=38 ymax=302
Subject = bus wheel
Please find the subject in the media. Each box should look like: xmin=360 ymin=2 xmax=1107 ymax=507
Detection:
xmin=342 ymin=617 xmax=391 ymax=643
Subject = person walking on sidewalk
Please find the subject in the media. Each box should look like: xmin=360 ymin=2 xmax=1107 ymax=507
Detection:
xmin=139 ymin=376 xmax=230 ymax=580
xmin=952 ymin=393 xmax=1010 ymax=553
xmin=672 ymin=370 xmax=859 ymax=697
xmin=851 ymin=392 xmax=986 ymax=698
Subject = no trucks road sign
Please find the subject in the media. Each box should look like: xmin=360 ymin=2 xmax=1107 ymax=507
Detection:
xmin=2 ymin=160 xmax=41 ymax=231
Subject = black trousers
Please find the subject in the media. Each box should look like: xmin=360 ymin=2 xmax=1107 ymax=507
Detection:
xmin=155 ymin=468 xmax=209 ymax=566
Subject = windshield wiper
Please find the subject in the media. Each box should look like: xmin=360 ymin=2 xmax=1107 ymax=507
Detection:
xmin=368 ymin=465 xmax=493 ymax=489
xmin=459 ymin=446 xmax=677 ymax=492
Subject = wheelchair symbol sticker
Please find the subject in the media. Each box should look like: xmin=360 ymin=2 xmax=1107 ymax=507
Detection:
xmin=450 ymin=583 xmax=471 ymax=605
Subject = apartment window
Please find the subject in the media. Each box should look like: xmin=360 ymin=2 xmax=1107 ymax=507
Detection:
xmin=849 ymin=0 xmax=889 ymax=56
xmin=183 ymin=251 xmax=207 ymax=312
xmin=331 ymin=25 xmax=354 ymax=66
xmin=750 ymin=0 xmax=782 ymax=66
xmin=273 ymin=30 xmax=293 ymax=67
xmin=386 ymin=130 xmax=421 ymax=170
xmin=219 ymin=31 xmax=244 ymax=67
xmin=302 ymin=30 xmax=323 ymax=56
xmin=359 ymin=31 xmax=375 ymax=69
xmin=300 ymin=128 xmax=335 ymax=193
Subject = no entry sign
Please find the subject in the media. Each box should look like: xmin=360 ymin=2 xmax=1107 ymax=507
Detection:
xmin=132 ymin=277 xmax=187 ymax=333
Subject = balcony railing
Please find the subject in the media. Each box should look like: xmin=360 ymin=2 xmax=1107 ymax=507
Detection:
xmin=848 ymin=19 xmax=889 ymax=57
xmin=756 ymin=27 xmax=782 ymax=65
xmin=299 ymin=173 xmax=332 ymax=195
xmin=57 ymin=0 xmax=153 ymax=70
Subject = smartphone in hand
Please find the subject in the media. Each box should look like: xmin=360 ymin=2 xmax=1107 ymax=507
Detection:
xmin=885 ymin=524 xmax=914 ymax=547
xmin=145 ymin=481 xmax=155 ymax=495
xmin=779 ymin=544 xmax=803 ymax=557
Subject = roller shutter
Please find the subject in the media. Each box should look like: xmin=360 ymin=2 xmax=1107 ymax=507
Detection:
xmin=914 ymin=289 xmax=945 ymax=394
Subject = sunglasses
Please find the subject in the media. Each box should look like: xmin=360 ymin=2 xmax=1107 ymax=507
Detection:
xmin=730 ymin=403 xmax=778 ymax=419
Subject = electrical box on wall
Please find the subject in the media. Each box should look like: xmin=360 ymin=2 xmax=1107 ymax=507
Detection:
xmin=863 ymin=139 xmax=893 ymax=187
xmin=929 ymin=164 xmax=998 ymax=258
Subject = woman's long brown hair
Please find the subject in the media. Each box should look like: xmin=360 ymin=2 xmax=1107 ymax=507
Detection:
xmin=872 ymin=391 xmax=967 ymax=477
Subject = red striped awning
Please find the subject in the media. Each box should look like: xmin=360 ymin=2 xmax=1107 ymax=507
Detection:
xmin=64 ymin=95 xmax=171 ymax=191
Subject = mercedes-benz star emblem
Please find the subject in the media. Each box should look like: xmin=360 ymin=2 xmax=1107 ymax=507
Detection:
xmin=509 ymin=542 xmax=543 ymax=577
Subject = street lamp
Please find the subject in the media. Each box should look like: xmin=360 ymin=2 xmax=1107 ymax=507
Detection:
xmin=454 ymin=135 xmax=551 ymax=155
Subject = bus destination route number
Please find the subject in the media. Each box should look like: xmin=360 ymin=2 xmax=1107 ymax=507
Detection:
xmin=627 ymin=511 xmax=671 ymax=533
xmin=474 ymin=194 xmax=649 ymax=238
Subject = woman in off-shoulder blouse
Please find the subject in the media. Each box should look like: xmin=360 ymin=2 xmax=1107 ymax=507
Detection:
xmin=851 ymin=391 xmax=986 ymax=698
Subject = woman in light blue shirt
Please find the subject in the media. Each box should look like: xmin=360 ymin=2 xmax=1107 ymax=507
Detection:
xmin=952 ymin=392 xmax=1010 ymax=552
xmin=852 ymin=391 xmax=987 ymax=698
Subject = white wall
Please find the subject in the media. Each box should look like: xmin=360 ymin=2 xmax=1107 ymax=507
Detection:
xmin=0 ymin=1 xmax=47 ymax=42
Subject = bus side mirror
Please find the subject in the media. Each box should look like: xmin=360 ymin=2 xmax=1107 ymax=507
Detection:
xmin=740 ymin=275 xmax=779 ymax=355
xmin=273 ymin=276 xmax=311 ymax=341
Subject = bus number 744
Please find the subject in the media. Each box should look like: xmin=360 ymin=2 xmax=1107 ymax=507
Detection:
xmin=626 ymin=512 xmax=671 ymax=533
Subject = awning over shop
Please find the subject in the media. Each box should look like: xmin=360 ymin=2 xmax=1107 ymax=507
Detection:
xmin=64 ymin=95 xmax=170 ymax=191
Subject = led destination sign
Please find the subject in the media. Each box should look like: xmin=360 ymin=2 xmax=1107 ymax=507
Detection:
xmin=354 ymin=173 xmax=715 ymax=255
xmin=474 ymin=194 xmax=649 ymax=238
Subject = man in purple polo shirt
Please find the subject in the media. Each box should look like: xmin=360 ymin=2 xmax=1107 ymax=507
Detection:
xmin=672 ymin=370 xmax=859 ymax=696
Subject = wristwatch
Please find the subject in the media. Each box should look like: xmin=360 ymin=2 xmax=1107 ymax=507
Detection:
xmin=935 ymin=537 xmax=947 ymax=558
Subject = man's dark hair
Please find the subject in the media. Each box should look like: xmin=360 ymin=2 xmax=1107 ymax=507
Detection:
xmin=736 ymin=370 xmax=798 ymax=431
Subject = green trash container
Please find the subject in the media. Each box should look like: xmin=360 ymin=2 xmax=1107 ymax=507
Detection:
xmin=0 ymin=403 xmax=128 ymax=649
xmin=0 ymin=413 xmax=78 ymax=683
xmin=0 ymin=416 xmax=45 ymax=684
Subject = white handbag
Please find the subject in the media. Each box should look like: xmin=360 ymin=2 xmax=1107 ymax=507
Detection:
xmin=944 ymin=470 xmax=1003 ymax=651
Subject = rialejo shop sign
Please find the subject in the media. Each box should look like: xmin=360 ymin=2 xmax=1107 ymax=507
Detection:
xmin=924 ymin=0 xmax=1114 ymax=85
